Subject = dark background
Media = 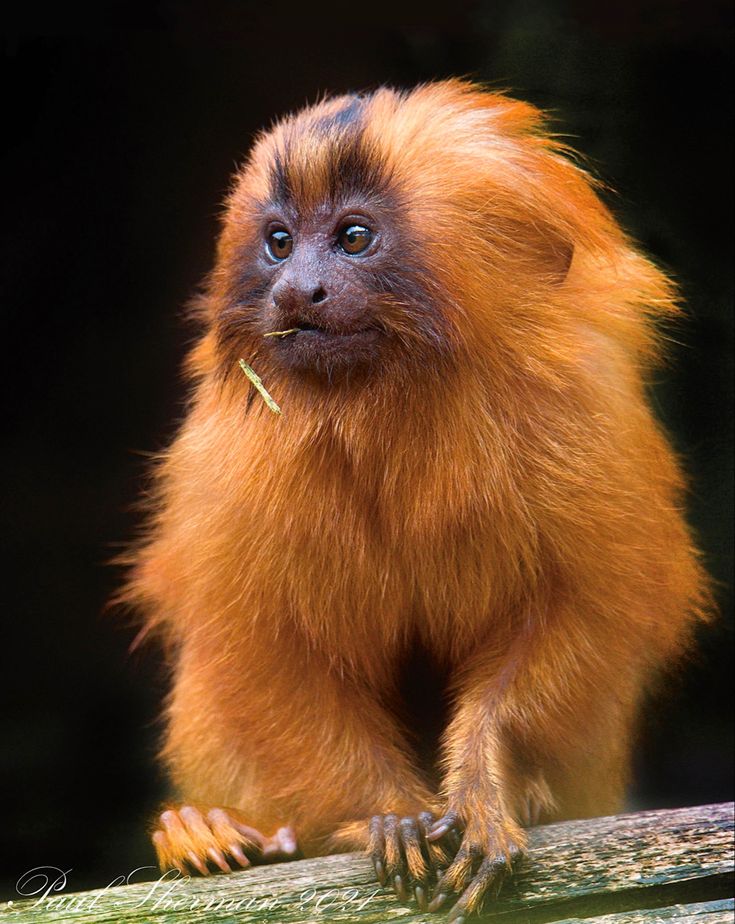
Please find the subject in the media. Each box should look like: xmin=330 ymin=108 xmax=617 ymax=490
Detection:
xmin=2 ymin=0 xmax=732 ymax=900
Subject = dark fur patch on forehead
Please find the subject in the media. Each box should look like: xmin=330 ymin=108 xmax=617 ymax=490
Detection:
xmin=269 ymin=151 xmax=290 ymax=203
xmin=268 ymin=95 xmax=390 ymax=209
xmin=317 ymin=94 xmax=364 ymax=132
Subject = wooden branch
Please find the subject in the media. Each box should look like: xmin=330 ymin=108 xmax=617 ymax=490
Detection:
xmin=2 ymin=802 xmax=732 ymax=923
xmin=552 ymin=900 xmax=734 ymax=924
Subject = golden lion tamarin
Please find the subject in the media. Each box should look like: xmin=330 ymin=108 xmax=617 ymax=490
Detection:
xmin=122 ymin=81 xmax=710 ymax=920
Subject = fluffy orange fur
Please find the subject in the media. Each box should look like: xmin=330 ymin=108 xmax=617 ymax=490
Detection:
xmin=122 ymin=81 xmax=709 ymax=909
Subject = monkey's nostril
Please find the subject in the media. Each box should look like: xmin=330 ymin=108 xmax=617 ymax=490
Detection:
xmin=311 ymin=286 xmax=327 ymax=304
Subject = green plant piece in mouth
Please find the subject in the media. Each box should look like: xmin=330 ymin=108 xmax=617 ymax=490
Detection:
xmin=237 ymin=359 xmax=282 ymax=415
xmin=263 ymin=328 xmax=301 ymax=338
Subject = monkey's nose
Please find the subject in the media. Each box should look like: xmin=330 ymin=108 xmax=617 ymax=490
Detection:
xmin=272 ymin=280 xmax=328 ymax=313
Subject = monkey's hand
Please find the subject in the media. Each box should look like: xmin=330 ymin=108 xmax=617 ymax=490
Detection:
xmin=152 ymin=805 xmax=299 ymax=876
xmin=365 ymin=812 xmax=456 ymax=912
xmin=426 ymin=811 xmax=525 ymax=921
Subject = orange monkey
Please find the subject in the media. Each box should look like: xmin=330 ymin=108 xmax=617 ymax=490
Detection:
xmin=122 ymin=82 xmax=709 ymax=920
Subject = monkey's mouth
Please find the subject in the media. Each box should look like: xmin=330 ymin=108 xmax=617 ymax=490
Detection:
xmin=265 ymin=321 xmax=383 ymax=372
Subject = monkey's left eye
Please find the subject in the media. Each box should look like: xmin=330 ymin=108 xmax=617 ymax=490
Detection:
xmin=338 ymin=224 xmax=372 ymax=255
xmin=266 ymin=229 xmax=293 ymax=261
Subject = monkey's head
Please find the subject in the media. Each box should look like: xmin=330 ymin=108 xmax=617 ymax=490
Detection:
xmin=204 ymin=81 xmax=659 ymax=395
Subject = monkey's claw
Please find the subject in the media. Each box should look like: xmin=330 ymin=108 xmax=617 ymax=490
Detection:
xmin=369 ymin=811 xmax=454 ymax=910
xmin=426 ymin=819 xmax=523 ymax=918
xmin=152 ymin=805 xmax=299 ymax=876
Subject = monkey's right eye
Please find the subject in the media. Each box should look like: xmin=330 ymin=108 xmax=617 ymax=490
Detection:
xmin=265 ymin=229 xmax=293 ymax=261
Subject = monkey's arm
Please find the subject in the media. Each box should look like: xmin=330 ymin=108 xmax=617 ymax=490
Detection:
xmin=427 ymin=603 xmax=645 ymax=921
xmin=152 ymin=630 xmax=438 ymax=874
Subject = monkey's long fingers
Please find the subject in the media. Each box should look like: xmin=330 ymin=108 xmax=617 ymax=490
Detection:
xmin=418 ymin=811 xmax=458 ymax=870
xmin=427 ymin=810 xmax=462 ymax=842
xmin=368 ymin=815 xmax=387 ymax=885
xmin=428 ymin=843 xmax=481 ymax=912
xmin=179 ymin=806 xmax=233 ymax=873
xmin=398 ymin=816 xmax=431 ymax=910
xmin=382 ymin=813 xmax=410 ymax=901
xmin=152 ymin=829 xmax=187 ymax=877
xmin=206 ymin=808 xmax=256 ymax=869
xmin=221 ymin=814 xmax=270 ymax=850
xmin=157 ymin=808 xmax=211 ymax=876
xmin=446 ymin=853 xmax=515 ymax=922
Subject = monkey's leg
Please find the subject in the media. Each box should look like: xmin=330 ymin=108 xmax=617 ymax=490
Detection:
xmin=427 ymin=614 xmax=640 ymax=921
xmin=155 ymin=638 xmax=437 ymax=878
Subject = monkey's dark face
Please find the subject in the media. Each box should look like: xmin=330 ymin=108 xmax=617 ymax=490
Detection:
xmin=256 ymin=200 xmax=392 ymax=374
xmin=214 ymin=93 xmax=454 ymax=384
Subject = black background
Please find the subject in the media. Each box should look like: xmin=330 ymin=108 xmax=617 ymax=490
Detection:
xmin=2 ymin=0 xmax=732 ymax=900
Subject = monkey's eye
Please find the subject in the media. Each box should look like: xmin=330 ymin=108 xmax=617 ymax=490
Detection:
xmin=266 ymin=229 xmax=293 ymax=261
xmin=338 ymin=224 xmax=372 ymax=255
